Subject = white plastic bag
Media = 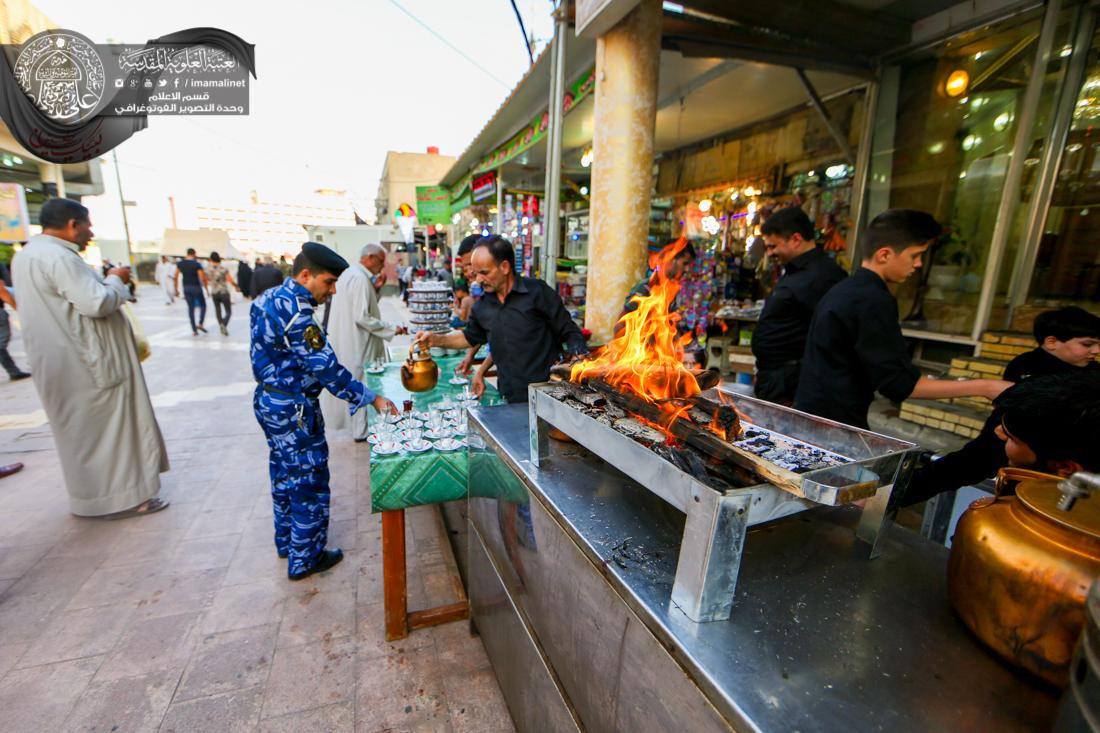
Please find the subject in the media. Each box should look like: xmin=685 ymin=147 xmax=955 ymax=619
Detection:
xmin=122 ymin=303 xmax=151 ymax=362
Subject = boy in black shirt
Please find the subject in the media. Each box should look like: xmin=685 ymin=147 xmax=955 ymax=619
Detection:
xmin=905 ymin=372 xmax=1100 ymax=507
xmin=904 ymin=306 xmax=1099 ymax=504
xmin=1003 ymin=306 xmax=1100 ymax=382
xmin=794 ymin=209 xmax=1011 ymax=429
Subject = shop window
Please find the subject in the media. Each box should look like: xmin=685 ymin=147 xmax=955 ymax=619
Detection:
xmin=1009 ymin=21 xmax=1100 ymax=328
xmin=870 ymin=9 xmax=1069 ymax=337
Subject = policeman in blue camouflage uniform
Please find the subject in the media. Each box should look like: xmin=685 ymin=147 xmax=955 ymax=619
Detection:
xmin=251 ymin=242 xmax=396 ymax=580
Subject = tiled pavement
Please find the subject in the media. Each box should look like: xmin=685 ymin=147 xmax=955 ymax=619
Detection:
xmin=0 ymin=285 xmax=514 ymax=733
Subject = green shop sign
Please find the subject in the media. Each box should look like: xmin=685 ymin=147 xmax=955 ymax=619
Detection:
xmin=415 ymin=185 xmax=451 ymax=226
xmin=472 ymin=65 xmax=595 ymax=175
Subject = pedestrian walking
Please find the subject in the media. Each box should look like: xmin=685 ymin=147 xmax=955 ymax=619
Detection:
xmin=11 ymin=198 xmax=169 ymax=517
xmin=250 ymin=242 xmax=397 ymax=580
xmin=237 ymin=259 xmax=253 ymax=299
xmin=321 ymin=243 xmax=407 ymax=440
xmin=0 ymin=261 xmax=30 ymax=381
xmin=155 ymin=255 xmax=176 ymax=305
xmin=251 ymin=257 xmax=283 ymax=298
xmin=436 ymin=258 xmax=455 ymax=289
xmin=207 ymin=251 xmax=237 ymax=336
xmin=174 ymin=248 xmax=209 ymax=335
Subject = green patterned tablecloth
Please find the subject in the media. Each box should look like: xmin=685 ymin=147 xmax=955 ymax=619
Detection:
xmin=368 ymin=355 xmax=501 ymax=512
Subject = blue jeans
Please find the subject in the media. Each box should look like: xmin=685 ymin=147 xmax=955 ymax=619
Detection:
xmin=183 ymin=285 xmax=206 ymax=332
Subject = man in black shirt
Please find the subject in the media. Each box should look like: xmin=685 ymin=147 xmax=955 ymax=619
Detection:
xmin=250 ymin=257 xmax=284 ymax=298
xmin=752 ymin=207 xmax=846 ymax=404
xmin=620 ymin=238 xmax=695 ymax=317
xmin=237 ymin=259 xmax=254 ymax=299
xmin=794 ymin=209 xmax=1010 ymax=429
xmin=414 ymin=236 xmax=588 ymax=403
xmin=174 ymin=247 xmax=208 ymax=335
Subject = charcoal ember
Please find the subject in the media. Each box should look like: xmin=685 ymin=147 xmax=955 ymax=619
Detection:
xmin=546 ymin=385 xmax=571 ymax=401
xmin=604 ymin=403 xmax=627 ymax=420
xmin=609 ymin=537 xmax=650 ymax=569
xmin=714 ymin=405 xmax=741 ymax=439
xmin=665 ymin=445 xmax=709 ymax=479
xmin=576 ymin=391 xmax=607 ymax=408
xmin=733 ymin=430 xmax=846 ymax=473
xmin=613 ymin=418 xmax=666 ymax=445
xmin=562 ymin=398 xmax=588 ymax=412
xmin=594 ymin=412 xmax=615 ymax=427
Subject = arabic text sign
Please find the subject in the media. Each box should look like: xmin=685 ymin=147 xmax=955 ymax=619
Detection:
xmin=415 ymin=186 xmax=451 ymax=226
xmin=106 ymin=43 xmax=249 ymax=115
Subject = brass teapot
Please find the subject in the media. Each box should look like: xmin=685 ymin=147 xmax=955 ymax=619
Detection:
xmin=400 ymin=344 xmax=439 ymax=393
xmin=949 ymin=468 xmax=1100 ymax=688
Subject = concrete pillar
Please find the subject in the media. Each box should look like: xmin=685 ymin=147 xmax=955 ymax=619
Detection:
xmin=585 ymin=0 xmax=661 ymax=343
xmin=38 ymin=162 xmax=65 ymax=198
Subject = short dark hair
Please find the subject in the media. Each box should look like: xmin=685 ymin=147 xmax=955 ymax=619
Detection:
xmin=39 ymin=198 xmax=88 ymax=229
xmin=209 ymin=251 xmax=221 ymax=263
xmin=473 ymin=235 xmax=515 ymax=268
xmin=998 ymin=371 xmax=1100 ymax=471
xmin=454 ymin=282 xmax=469 ymax=294
xmin=760 ymin=206 xmax=814 ymax=242
xmin=1033 ymin=306 xmax=1100 ymax=344
xmin=186 ymin=248 xmax=196 ymax=256
xmin=457 ymin=234 xmax=481 ymax=257
xmin=859 ymin=209 xmax=941 ymax=261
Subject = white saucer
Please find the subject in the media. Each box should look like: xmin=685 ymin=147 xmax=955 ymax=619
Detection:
xmin=365 ymin=366 xmax=386 ymax=374
xmin=372 ymin=440 xmax=404 ymax=455
xmin=423 ymin=426 xmax=454 ymax=440
xmin=397 ymin=419 xmax=423 ymax=430
xmin=397 ymin=429 xmax=423 ymax=442
xmin=448 ymin=376 xmax=469 ymax=385
xmin=433 ymin=437 xmax=465 ymax=451
xmin=404 ymin=439 xmax=433 ymax=453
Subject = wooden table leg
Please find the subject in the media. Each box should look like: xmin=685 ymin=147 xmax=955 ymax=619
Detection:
xmin=382 ymin=509 xmax=408 ymax=641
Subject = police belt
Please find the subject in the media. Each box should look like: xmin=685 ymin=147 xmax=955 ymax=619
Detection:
xmin=259 ymin=383 xmax=299 ymax=398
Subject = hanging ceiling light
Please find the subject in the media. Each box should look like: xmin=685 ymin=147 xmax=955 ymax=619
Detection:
xmin=698 ymin=198 xmax=712 ymax=212
xmin=580 ymin=147 xmax=594 ymax=168
xmin=945 ymin=69 xmax=970 ymax=98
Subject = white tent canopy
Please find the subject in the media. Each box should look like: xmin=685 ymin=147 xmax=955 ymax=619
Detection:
xmin=161 ymin=228 xmax=240 ymax=259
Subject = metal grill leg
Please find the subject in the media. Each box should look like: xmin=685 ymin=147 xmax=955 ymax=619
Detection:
xmin=529 ymin=393 xmax=550 ymax=467
xmin=856 ymin=484 xmax=896 ymax=558
xmin=671 ymin=486 xmax=752 ymax=622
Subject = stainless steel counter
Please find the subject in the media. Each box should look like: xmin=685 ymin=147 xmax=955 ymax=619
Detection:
xmin=466 ymin=403 xmax=1057 ymax=732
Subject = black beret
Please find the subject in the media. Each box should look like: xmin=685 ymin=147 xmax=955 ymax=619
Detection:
xmin=302 ymin=242 xmax=349 ymax=274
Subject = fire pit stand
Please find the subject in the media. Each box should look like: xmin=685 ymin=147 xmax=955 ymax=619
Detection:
xmin=528 ymin=383 xmax=918 ymax=622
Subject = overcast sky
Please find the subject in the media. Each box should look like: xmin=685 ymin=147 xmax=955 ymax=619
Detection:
xmin=32 ymin=0 xmax=555 ymax=241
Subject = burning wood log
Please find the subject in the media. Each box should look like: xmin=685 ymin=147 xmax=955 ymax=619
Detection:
xmin=552 ymin=363 xmax=721 ymax=392
xmin=588 ymin=379 xmax=803 ymax=495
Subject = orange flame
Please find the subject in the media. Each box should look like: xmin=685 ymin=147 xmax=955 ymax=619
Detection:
xmin=571 ymin=238 xmax=700 ymax=423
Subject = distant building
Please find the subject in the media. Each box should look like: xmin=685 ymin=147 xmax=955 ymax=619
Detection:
xmin=375 ymin=148 xmax=456 ymax=224
xmin=189 ymin=190 xmax=356 ymax=258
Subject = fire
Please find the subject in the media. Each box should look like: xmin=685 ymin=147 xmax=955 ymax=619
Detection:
xmin=570 ymin=237 xmax=700 ymax=425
